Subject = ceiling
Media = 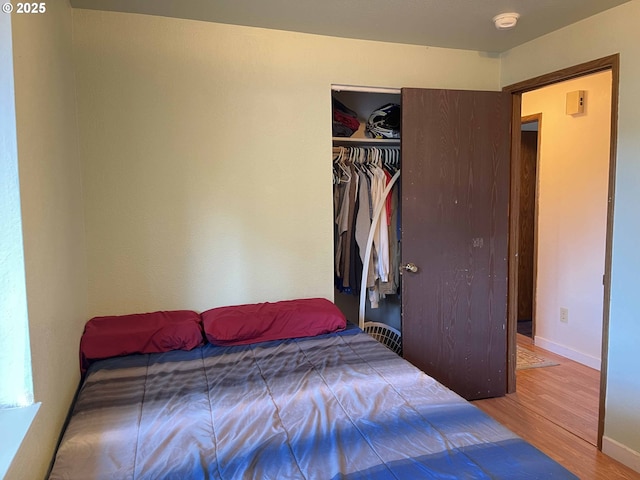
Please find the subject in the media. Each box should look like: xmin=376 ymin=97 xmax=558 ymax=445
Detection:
xmin=69 ymin=0 xmax=630 ymax=53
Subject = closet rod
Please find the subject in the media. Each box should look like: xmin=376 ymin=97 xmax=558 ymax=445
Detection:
xmin=332 ymin=146 xmax=400 ymax=152
xmin=331 ymin=84 xmax=401 ymax=95
xmin=358 ymin=169 xmax=401 ymax=329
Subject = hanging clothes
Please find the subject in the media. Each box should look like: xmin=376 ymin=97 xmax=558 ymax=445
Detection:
xmin=333 ymin=146 xmax=400 ymax=307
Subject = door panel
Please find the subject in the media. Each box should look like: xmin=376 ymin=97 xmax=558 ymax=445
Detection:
xmin=518 ymin=130 xmax=538 ymax=323
xmin=401 ymin=88 xmax=511 ymax=400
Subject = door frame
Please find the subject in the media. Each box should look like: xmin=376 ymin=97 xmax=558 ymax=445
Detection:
xmin=503 ymin=54 xmax=620 ymax=450
xmin=518 ymin=113 xmax=542 ymax=340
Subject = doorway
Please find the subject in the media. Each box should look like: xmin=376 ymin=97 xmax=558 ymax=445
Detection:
xmin=505 ymin=55 xmax=619 ymax=449
xmin=517 ymin=115 xmax=540 ymax=339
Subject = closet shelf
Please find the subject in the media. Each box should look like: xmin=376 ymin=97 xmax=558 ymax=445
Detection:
xmin=332 ymin=137 xmax=400 ymax=146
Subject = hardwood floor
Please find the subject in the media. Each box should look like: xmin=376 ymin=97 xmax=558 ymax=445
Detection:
xmin=473 ymin=335 xmax=640 ymax=480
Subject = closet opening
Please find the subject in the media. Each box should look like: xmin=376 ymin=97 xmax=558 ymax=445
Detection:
xmin=331 ymin=85 xmax=402 ymax=354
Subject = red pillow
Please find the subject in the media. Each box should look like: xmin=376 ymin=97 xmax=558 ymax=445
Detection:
xmin=201 ymin=298 xmax=346 ymax=346
xmin=80 ymin=310 xmax=204 ymax=374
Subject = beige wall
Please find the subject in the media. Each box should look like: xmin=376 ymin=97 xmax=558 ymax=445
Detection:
xmin=522 ymin=71 xmax=611 ymax=369
xmin=17 ymin=3 xmax=639 ymax=475
xmin=72 ymin=9 xmax=501 ymax=317
xmin=7 ymin=1 xmax=88 ymax=478
xmin=502 ymin=0 xmax=640 ymax=470
xmin=5 ymin=8 xmax=501 ymax=477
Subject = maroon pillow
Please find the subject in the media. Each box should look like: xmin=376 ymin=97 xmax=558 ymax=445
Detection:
xmin=80 ymin=310 xmax=204 ymax=374
xmin=201 ymin=298 xmax=346 ymax=346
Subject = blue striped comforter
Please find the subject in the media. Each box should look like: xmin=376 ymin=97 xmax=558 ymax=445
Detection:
xmin=49 ymin=326 xmax=576 ymax=479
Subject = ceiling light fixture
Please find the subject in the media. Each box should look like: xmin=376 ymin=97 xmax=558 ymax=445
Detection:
xmin=493 ymin=12 xmax=520 ymax=30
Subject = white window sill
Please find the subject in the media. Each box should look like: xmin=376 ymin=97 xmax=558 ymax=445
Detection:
xmin=0 ymin=403 xmax=40 ymax=478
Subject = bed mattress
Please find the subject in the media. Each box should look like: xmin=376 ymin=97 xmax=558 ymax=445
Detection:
xmin=49 ymin=326 xmax=577 ymax=479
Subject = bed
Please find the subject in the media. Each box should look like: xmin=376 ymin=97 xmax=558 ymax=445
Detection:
xmin=49 ymin=299 xmax=577 ymax=479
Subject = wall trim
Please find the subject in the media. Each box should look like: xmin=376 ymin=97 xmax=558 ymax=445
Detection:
xmin=602 ymin=436 xmax=640 ymax=473
xmin=534 ymin=336 xmax=600 ymax=370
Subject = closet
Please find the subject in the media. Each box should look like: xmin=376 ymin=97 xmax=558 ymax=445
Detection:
xmin=331 ymin=85 xmax=402 ymax=347
xmin=331 ymin=85 xmax=512 ymax=401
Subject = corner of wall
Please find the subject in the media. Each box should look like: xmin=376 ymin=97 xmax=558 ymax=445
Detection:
xmin=602 ymin=436 xmax=640 ymax=474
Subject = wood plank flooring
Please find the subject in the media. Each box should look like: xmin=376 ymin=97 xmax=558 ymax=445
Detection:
xmin=473 ymin=335 xmax=640 ymax=480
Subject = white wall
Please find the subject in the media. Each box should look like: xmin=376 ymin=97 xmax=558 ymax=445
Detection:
xmin=7 ymin=1 xmax=88 ymax=478
xmin=522 ymin=71 xmax=611 ymax=369
xmin=71 ymin=9 xmax=501 ymax=317
xmin=502 ymin=0 xmax=640 ymax=471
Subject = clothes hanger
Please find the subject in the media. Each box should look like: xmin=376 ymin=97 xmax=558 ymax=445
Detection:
xmin=332 ymin=150 xmax=340 ymax=185
xmin=374 ymin=147 xmax=382 ymax=168
xmin=358 ymin=147 xmax=367 ymax=170
xmin=334 ymin=147 xmax=351 ymax=184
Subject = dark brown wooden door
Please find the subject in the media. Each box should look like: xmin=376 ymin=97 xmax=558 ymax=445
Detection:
xmin=400 ymin=88 xmax=511 ymax=400
xmin=518 ymin=130 xmax=538 ymax=323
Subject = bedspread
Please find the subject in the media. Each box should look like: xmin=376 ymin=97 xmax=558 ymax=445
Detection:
xmin=49 ymin=327 xmax=577 ymax=479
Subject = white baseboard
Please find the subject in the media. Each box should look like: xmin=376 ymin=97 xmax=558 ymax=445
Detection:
xmin=533 ymin=336 xmax=601 ymax=370
xmin=602 ymin=436 xmax=640 ymax=473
